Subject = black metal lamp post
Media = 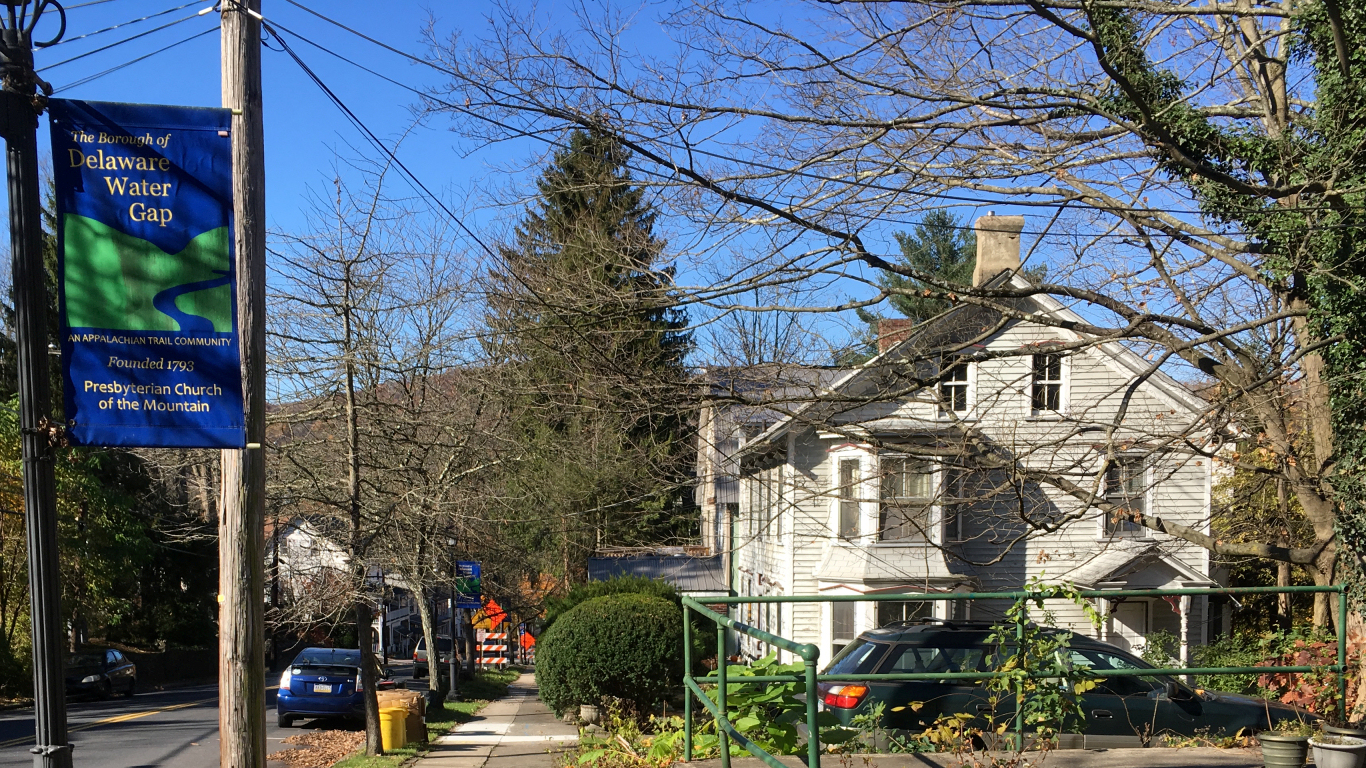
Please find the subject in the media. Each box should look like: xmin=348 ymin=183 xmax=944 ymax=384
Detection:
xmin=0 ymin=3 xmax=70 ymax=768
xmin=445 ymin=536 xmax=459 ymax=701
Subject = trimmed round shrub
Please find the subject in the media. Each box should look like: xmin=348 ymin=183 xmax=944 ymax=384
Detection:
xmin=543 ymin=575 xmax=678 ymax=630
xmin=535 ymin=593 xmax=683 ymax=714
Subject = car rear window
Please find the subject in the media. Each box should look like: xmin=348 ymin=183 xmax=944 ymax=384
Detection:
xmin=293 ymin=651 xmax=360 ymax=667
xmin=883 ymin=644 xmax=989 ymax=674
xmin=416 ymin=638 xmax=453 ymax=652
xmin=292 ymin=664 xmax=358 ymax=676
xmin=825 ymin=640 xmax=887 ymax=675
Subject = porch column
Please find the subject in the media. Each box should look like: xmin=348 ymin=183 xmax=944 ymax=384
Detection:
xmin=1179 ymin=596 xmax=1191 ymax=684
xmin=1098 ymin=598 xmax=1110 ymax=643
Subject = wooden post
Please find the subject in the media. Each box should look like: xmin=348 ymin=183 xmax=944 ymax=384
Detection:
xmin=220 ymin=1 xmax=267 ymax=766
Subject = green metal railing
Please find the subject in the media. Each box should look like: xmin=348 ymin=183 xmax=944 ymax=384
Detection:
xmin=681 ymin=585 xmax=1347 ymax=768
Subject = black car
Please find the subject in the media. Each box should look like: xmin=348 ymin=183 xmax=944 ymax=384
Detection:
xmin=818 ymin=621 xmax=1311 ymax=748
xmin=65 ymin=648 xmax=136 ymax=699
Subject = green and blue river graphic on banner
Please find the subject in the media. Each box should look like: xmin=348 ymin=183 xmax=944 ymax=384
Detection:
xmin=50 ymin=100 xmax=244 ymax=448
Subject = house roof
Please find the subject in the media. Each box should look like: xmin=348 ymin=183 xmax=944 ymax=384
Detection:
xmin=1061 ymin=539 xmax=1212 ymax=588
xmin=736 ymin=269 xmax=1211 ymax=457
xmin=586 ymin=554 xmax=729 ymax=595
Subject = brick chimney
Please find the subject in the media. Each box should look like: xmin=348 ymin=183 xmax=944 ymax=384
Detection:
xmin=972 ymin=213 xmax=1026 ymax=287
xmin=877 ymin=318 xmax=916 ymax=354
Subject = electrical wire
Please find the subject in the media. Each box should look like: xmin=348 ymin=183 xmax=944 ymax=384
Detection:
xmin=63 ymin=0 xmax=120 ymax=8
xmin=274 ymin=0 xmax=1366 ymax=232
xmin=264 ymin=15 xmax=1363 ymax=246
xmin=50 ymin=0 xmax=211 ymax=47
xmin=54 ymin=25 xmax=218 ymax=93
xmin=37 ymin=10 xmax=208 ymax=72
xmin=264 ymin=24 xmax=498 ymax=260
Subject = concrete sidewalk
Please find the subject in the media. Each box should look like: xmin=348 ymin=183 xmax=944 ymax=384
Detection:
xmin=418 ymin=672 xmax=579 ymax=768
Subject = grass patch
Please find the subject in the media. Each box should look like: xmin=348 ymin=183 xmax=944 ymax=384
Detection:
xmin=331 ymin=746 xmax=420 ymax=768
xmin=329 ymin=743 xmax=415 ymax=765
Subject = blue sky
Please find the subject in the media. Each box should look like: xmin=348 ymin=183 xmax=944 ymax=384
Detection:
xmin=26 ymin=0 xmax=505 ymax=239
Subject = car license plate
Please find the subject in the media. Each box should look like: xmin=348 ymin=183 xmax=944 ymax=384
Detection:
xmin=314 ymin=683 xmax=332 ymax=693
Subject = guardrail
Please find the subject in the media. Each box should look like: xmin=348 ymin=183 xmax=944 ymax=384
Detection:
xmin=681 ymin=585 xmax=1347 ymax=768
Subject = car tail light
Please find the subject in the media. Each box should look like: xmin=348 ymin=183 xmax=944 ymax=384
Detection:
xmin=822 ymin=684 xmax=869 ymax=709
xmin=356 ymin=675 xmax=363 ymax=692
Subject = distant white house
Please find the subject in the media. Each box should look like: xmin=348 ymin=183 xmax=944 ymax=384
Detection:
xmin=697 ymin=215 xmax=1220 ymax=667
xmin=266 ymin=517 xmax=428 ymax=658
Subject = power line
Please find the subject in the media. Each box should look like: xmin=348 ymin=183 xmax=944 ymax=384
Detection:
xmin=51 ymin=0 xmax=211 ymax=47
xmin=273 ymin=0 xmax=1366 ymax=233
xmin=38 ymin=10 xmax=209 ymax=72
xmin=54 ymin=25 xmax=219 ymax=93
xmin=264 ymin=11 xmax=1366 ymax=246
xmin=263 ymin=24 xmax=498 ymax=261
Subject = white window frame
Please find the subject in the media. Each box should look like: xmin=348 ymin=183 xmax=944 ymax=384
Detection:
xmin=774 ymin=463 xmax=785 ymax=541
xmin=938 ymin=357 xmax=975 ymax=418
xmin=832 ymin=453 xmax=864 ymax=540
xmin=1029 ymin=352 xmax=1070 ymax=416
xmin=942 ymin=466 xmax=970 ymax=543
xmin=877 ymin=456 xmax=937 ymax=543
xmin=1099 ymin=455 xmax=1151 ymax=539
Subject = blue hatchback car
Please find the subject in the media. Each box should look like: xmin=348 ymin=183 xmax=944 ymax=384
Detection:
xmin=277 ymin=648 xmax=392 ymax=727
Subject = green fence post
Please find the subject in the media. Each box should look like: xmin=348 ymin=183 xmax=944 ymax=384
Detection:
xmin=718 ymin=624 xmax=730 ymax=768
xmin=1014 ymin=606 xmax=1025 ymax=750
xmin=805 ymin=656 xmax=821 ymax=768
xmin=684 ymin=602 xmax=693 ymax=762
xmin=1340 ymin=588 xmax=1349 ymax=724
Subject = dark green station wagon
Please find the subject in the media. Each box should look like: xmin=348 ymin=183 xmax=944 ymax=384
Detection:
xmin=818 ymin=621 xmax=1311 ymax=748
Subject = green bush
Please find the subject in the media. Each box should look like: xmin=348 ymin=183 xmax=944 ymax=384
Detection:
xmin=542 ymin=576 xmax=679 ymax=630
xmin=1188 ymin=628 xmax=1335 ymax=695
xmin=543 ymin=575 xmax=716 ymax=672
xmin=535 ymin=593 xmax=683 ymax=714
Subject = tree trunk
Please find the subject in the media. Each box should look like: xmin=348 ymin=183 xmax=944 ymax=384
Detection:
xmin=415 ymin=588 xmax=444 ymax=714
xmin=355 ymin=600 xmax=383 ymax=756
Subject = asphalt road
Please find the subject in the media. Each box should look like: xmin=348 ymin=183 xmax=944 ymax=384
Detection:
xmin=0 ymin=660 xmax=420 ymax=768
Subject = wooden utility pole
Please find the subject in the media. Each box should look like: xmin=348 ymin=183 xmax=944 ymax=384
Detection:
xmin=220 ymin=1 xmax=267 ymax=767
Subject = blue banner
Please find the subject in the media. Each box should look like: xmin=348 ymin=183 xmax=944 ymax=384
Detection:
xmin=454 ymin=562 xmax=482 ymax=609
xmin=50 ymin=100 xmax=244 ymax=448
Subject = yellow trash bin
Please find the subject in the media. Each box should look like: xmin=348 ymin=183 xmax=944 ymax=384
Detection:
xmin=379 ymin=706 xmax=408 ymax=751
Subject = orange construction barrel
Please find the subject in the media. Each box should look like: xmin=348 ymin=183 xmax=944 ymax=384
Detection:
xmin=379 ymin=706 xmax=408 ymax=750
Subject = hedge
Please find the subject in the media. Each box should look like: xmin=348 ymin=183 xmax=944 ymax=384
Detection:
xmin=535 ymin=592 xmax=683 ymax=714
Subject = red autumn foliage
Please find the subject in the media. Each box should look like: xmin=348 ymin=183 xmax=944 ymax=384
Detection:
xmin=1256 ymin=639 xmax=1360 ymax=716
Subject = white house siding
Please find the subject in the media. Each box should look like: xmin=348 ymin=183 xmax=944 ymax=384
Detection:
xmin=727 ymin=310 xmax=1217 ymax=667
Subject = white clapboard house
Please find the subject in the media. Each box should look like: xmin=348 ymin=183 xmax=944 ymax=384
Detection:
xmin=696 ymin=215 xmax=1220 ymax=668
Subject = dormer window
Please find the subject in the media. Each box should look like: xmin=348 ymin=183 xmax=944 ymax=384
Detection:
xmin=939 ymin=360 xmax=970 ymax=413
xmin=1031 ymin=353 xmax=1064 ymax=413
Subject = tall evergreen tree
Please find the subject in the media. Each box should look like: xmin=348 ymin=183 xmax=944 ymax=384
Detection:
xmin=487 ymin=129 xmax=693 ymax=578
xmin=847 ymin=210 xmax=976 ymax=361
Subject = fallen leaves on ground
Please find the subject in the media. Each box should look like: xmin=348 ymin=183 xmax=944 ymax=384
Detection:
xmin=269 ymin=729 xmax=365 ymax=768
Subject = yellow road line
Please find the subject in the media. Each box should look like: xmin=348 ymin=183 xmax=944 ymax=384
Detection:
xmin=0 ymin=686 xmax=280 ymax=749
xmin=0 ymin=697 xmax=216 ymax=749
